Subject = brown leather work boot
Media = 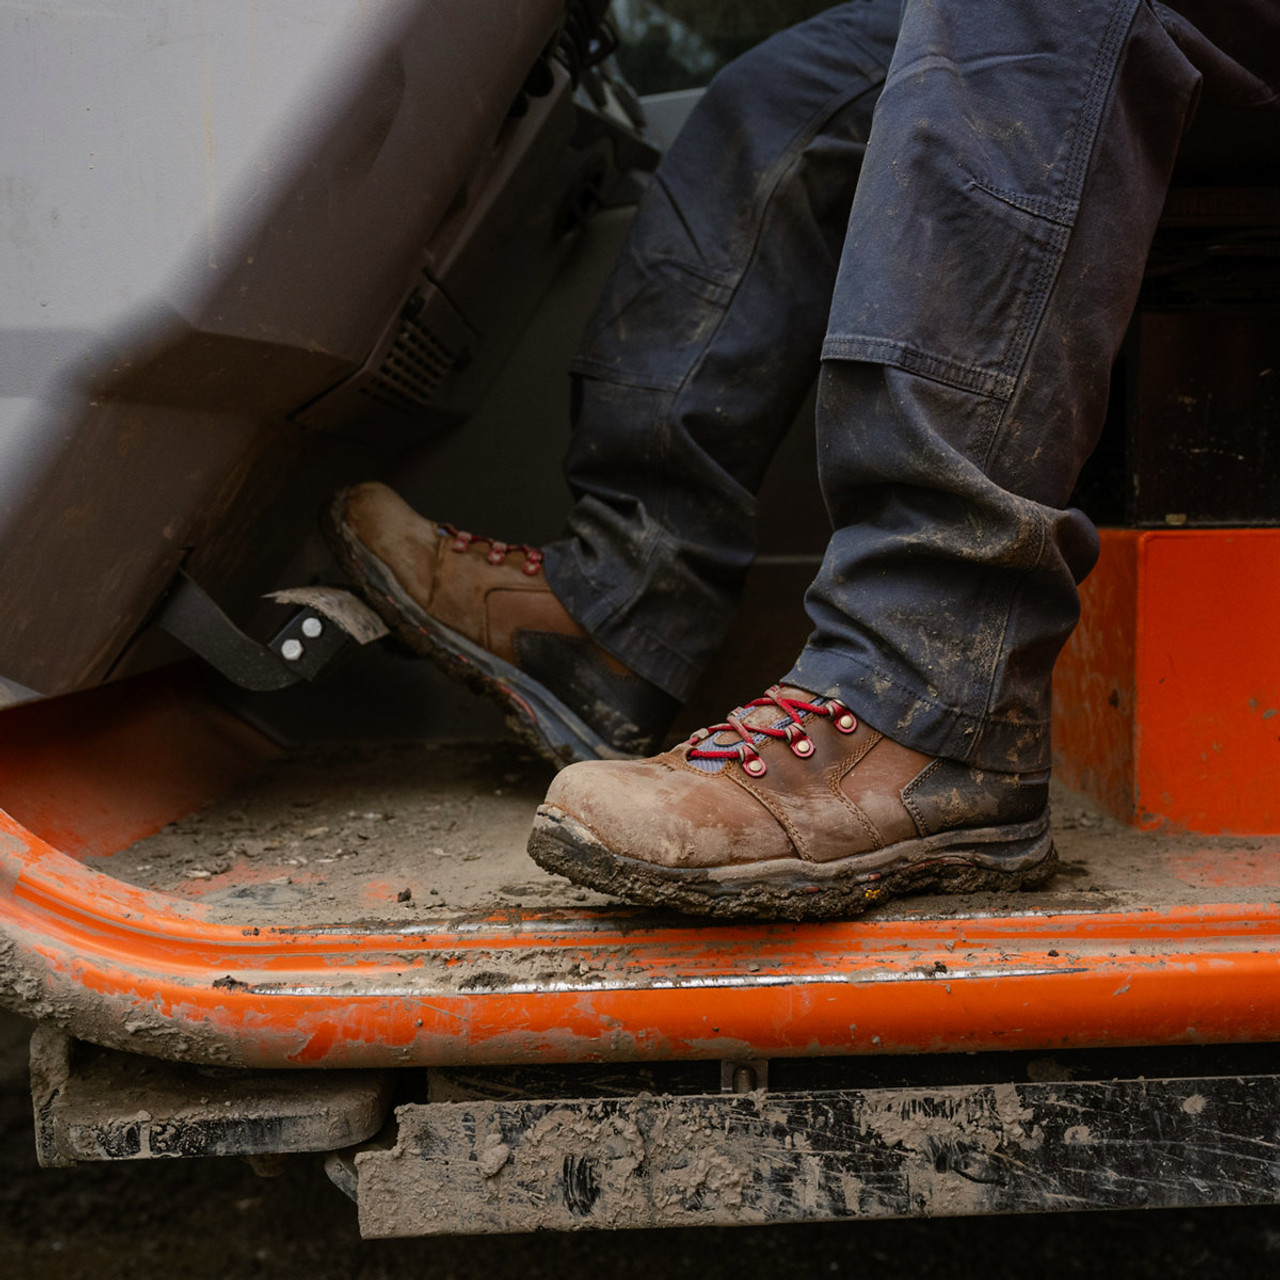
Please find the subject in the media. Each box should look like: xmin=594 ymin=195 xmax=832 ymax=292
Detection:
xmin=327 ymin=483 xmax=678 ymax=767
xmin=527 ymin=685 xmax=1056 ymax=920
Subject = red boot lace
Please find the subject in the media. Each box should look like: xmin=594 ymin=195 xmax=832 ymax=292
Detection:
xmin=686 ymin=685 xmax=857 ymax=778
xmin=439 ymin=523 xmax=544 ymax=576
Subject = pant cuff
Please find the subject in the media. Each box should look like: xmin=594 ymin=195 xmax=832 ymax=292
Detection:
xmin=783 ymin=643 xmax=1051 ymax=772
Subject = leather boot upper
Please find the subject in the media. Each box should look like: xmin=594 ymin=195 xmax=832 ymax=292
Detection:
xmin=340 ymin=482 xmax=583 ymax=663
xmin=333 ymin=483 xmax=680 ymax=756
xmin=543 ymin=687 xmax=1049 ymax=870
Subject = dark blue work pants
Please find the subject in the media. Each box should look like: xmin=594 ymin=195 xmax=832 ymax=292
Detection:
xmin=543 ymin=0 xmax=1279 ymax=770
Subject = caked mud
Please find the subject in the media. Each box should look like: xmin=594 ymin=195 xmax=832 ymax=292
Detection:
xmin=91 ymin=743 xmax=613 ymax=926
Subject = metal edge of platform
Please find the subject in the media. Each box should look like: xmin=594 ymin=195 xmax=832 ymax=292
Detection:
xmin=2 ymin=803 xmax=1280 ymax=1069
xmin=29 ymin=1023 xmax=395 ymax=1169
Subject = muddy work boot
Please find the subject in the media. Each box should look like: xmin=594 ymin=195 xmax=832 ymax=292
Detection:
xmin=527 ymin=685 xmax=1056 ymax=920
xmin=327 ymin=483 xmax=678 ymax=767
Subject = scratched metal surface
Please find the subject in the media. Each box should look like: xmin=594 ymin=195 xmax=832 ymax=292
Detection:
xmin=357 ymin=1074 xmax=1280 ymax=1235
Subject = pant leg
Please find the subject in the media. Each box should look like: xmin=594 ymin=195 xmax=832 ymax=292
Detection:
xmin=541 ymin=0 xmax=901 ymax=701
xmin=786 ymin=0 xmax=1276 ymax=772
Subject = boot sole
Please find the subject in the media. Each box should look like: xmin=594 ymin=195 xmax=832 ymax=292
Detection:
xmin=528 ymin=806 xmax=1058 ymax=921
xmin=326 ymin=497 xmax=633 ymax=769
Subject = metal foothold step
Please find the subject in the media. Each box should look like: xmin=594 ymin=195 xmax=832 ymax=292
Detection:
xmin=351 ymin=1069 xmax=1280 ymax=1237
xmin=30 ymin=1024 xmax=395 ymax=1169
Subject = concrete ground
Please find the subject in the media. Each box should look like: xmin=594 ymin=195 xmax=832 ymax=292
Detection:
xmin=3 ymin=1011 xmax=1280 ymax=1280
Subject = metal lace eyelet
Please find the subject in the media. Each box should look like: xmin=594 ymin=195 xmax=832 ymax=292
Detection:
xmin=742 ymin=756 xmax=767 ymax=777
xmin=790 ymin=736 xmax=815 ymax=758
xmin=834 ymin=714 xmax=857 ymax=733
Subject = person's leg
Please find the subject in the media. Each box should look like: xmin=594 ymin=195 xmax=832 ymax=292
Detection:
xmin=529 ymin=0 xmax=1277 ymax=918
xmin=331 ymin=2 xmax=902 ymax=765
xmin=784 ymin=0 xmax=1251 ymax=772
xmin=541 ymin=0 xmax=901 ymax=702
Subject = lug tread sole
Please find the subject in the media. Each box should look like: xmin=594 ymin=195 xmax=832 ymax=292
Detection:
xmin=528 ymin=806 xmax=1059 ymax=921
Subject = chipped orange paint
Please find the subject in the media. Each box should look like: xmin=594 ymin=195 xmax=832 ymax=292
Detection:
xmin=1 ymin=662 xmax=1278 ymax=1070
xmin=3 ymin=805 xmax=1280 ymax=1068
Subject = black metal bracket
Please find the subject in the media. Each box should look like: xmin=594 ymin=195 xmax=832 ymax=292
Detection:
xmin=264 ymin=600 xmax=353 ymax=682
xmin=154 ymin=572 xmax=385 ymax=692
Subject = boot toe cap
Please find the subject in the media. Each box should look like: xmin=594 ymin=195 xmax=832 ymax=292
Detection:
xmin=542 ymin=759 xmax=791 ymax=870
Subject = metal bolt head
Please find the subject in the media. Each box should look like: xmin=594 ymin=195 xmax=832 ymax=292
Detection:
xmin=301 ymin=616 xmax=324 ymax=638
xmin=281 ymin=638 xmax=305 ymax=661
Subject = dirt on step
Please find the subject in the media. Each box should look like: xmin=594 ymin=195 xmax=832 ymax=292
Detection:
xmin=93 ymin=743 xmax=1280 ymax=931
xmin=91 ymin=743 xmax=613 ymax=926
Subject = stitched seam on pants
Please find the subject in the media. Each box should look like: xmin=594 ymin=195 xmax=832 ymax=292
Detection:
xmin=984 ymin=0 xmax=1142 ymax=462
xmin=568 ymin=355 xmax=690 ymax=393
xmin=976 ymin=506 xmax=1053 ymax=730
xmin=961 ymin=1 xmax=1141 ymax=729
xmin=572 ymin=69 xmax=889 ymax=398
xmin=966 ymin=414 xmax=1056 ymax=729
xmin=976 ymin=581 xmax=1027 ymax=736
xmin=647 ymin=73 xmax=890 ymax=605
xmin=966 ymin=177 xmax=1080 ymax=227
xmin=821 ymin=336 xmax=1016 ymax=399
xmin=626 ymin=248 xmax=739 ymax=296
xmin=555 ymin=509 xmax=703 ymax=690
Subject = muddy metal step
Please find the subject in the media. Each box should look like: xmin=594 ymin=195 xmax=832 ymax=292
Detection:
xmin=345 ymin=1058 xmax=1280 ymax=1236
xmin=2 ymin=669 xmax=1280 ymax=1072
xmin=30 ymin=1024 xmax=393 ymax=1169
xmin=5 ymin=669 xmax=1280 ymax=1235
xmin=31 ymin=1027 xmax=1280 ymax=1235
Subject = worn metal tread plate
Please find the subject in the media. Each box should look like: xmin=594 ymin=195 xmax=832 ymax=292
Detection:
xmin=354 ymin=1072 xmax=1280 ymax=1235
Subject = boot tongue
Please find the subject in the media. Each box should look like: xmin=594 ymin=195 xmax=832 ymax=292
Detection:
xmin=710 ymin=686 xmax=821 ymax=745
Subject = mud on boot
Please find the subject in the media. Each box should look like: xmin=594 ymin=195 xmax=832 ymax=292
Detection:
xmin=527 ymin=685 xmax=1056 ymax=920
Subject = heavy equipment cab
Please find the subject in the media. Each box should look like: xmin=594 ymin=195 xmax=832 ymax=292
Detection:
xmin=1 ymin=1 xmax=1278 ymax=1238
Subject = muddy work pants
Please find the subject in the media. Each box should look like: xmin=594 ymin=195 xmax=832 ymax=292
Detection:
xmin=541 ymin=0 xmax=1279 ymax=771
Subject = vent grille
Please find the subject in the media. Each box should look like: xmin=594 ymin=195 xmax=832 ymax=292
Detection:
xmin=360 ymin=306 xmax=457 ymax=414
